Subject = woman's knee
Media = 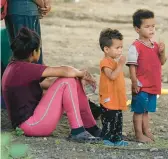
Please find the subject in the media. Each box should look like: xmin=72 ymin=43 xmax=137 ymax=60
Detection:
xmin=59 ymin=77 xmax=77 ymax=85
xmin=75 ymin=78 xmax=82 ymax=87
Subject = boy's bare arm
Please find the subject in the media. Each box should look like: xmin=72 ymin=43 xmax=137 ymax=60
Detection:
xmin=103 ymin=65 xmax=123 ymax=80
xmin=129 ymin=65 xmax=137 ymax=82
xmin=33 ymin=0 xmax=45 ymax=8
xmin=129 ymin=65 xmax=140 ymax=93
xmin=159 ymin=52 xmax=167 ymax=65
xmin=103 ymin=56 xmax=126 ymax=80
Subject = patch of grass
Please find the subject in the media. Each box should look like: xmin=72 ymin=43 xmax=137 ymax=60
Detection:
xmin=55 ymin=139 xmax=61 ymax=145
xmin=15 ymin=127 xmax=24 ymax=136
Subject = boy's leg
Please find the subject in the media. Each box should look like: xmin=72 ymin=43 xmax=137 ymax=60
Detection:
xmin=133 ymin=113 xmax=152 ymax=142
xmin=142 ymin=93 xmax=157 ymax=141
xmin=100 ymin=108 xmax=118 ymax=142
xmin=132 ymin=92 xmax=153 ymax=142
xmin=101 ymin=109 xmax=128 ymax=146
xmin=111 ymin=110 xmax=128 ymax=146
xmin=100 ymin=108 xmax=112 ymax=141
xmin=113 ymin=110 xmax=123 ymax=142
xmin=142 ymin=112 xmax=154 ymax=140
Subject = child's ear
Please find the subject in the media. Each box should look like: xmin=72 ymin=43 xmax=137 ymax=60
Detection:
xmin=134 ymin=27 xmax=140 ymax=33
xmin=104 ymin=46 xmax=109 ymax=53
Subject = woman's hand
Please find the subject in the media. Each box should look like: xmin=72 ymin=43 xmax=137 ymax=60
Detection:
xmin=80 ymin=70 xmax=95 ymax=82
xmin=81 ymin=70 xmax=96 ymax=92
xmin=81 ymin=79 xmax=96 ymax=93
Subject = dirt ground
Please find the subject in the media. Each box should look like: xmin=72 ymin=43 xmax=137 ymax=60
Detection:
xmin=1 ymin=0 xmax=168 ymax=158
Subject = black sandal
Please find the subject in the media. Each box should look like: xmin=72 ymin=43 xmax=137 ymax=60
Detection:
xmin=67 ymin=131 xmax=102 ymax=144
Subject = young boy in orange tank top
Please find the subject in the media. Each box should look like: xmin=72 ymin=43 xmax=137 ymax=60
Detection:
xmin=99 ymin=28 xmax=128 ymax=146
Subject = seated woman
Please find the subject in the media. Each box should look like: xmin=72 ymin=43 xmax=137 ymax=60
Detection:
xmin=2 ymin=28 xmax=101 ymax=143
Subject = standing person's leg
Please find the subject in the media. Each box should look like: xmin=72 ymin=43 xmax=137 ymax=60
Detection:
xmin=142 ymin=94 xmax=156 ymax=141
xmin=102 ymin=110 xmax=120 ymax=142
xmin=133 ymin=113 xmax=152 ymax=142
xmin=33 ymin=16 xmax=43 ymax=64
xmin=5 ymin=15 xmax=16 ymax=42
xmin=142 ymin=112 xmax=154 ymax=140
xmin=100 ymin=107 xmax=116 ymax=141
xmin=101 ymin=108 xmax=128 ymax=146
xmin=75 ymin=79 xmax=101 ymax=137
xmin=112 ymin=111 xmax=128 ymax=146
xmin=5 ymin=15 xmax=43 ymax=64
xmin=100 ymin=107 xmax=113 ymax=141
xmin=131 ymin=92 xmax=153 ymax=143
xmin=112 ymin=110 xmax=123 ymax=142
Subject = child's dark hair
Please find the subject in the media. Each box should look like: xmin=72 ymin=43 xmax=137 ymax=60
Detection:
xmin=99 ymin=28 xmax=123 ymax=51
xmin=133 ymin=9 xmax=154 ymax=28
xmin=11 ymin=27 xmax=40 ymax=60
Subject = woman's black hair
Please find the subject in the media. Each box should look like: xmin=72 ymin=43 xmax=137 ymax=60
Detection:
xmin=11 ymin=27 xmax=40 ymax=60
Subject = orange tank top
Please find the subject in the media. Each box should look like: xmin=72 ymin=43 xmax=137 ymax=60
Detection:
xmin=99 ymin=58 xmax=127 ymax=110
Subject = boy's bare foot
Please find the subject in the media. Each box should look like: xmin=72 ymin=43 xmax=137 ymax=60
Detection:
xmin=144 ymin=132 xmax=155 ymax=141
xmin=136 ymin=134 xmax=153 ymax=143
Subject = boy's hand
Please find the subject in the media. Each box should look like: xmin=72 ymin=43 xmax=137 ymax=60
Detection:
xmin=132 ymin=81 xmax=140 ymax=94
xmin=158 ymin=42 xmax=165 ymax=55
xmin=158 ymin=42 xmax=167 ymax=65
xmin=118 ymin=55 xmax=126 ymax=66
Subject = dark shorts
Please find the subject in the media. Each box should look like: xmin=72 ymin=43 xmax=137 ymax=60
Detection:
xmin=5 ymin=15 xmax=43 ymax=64
xmin=131 ymin=91 xmax=157 ymax=114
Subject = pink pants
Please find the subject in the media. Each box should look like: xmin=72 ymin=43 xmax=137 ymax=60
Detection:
xmin=20 ymin=78 xmax=96 ymax=136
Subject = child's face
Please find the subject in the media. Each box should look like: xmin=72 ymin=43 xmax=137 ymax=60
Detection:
xmin=105 ymin=39 xmax=123 ymax=59
xmin=136 ymin=18 xmax=155 ymax=39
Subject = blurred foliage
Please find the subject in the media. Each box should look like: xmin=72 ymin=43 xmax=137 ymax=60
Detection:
xmin=1 ymin=133 xmax=29 ymax=159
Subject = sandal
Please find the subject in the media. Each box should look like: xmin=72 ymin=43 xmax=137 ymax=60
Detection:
xmin=67 ymin=131 xmax=102 ymax=144
xmin=114 ymin=140 xmax=128 ymax=146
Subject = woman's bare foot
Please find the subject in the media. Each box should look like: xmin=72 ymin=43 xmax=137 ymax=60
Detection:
xmin=136 ymin=134 xmax=153 ymax=143
xmin=144 ymin=131 xmax=155 ymax=141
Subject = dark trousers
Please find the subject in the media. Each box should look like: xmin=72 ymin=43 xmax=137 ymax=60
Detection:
xmin=5 ymin=15 xmax=43 ymax=64
xmin=100 ymin=105 xmax=123 ymax=142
